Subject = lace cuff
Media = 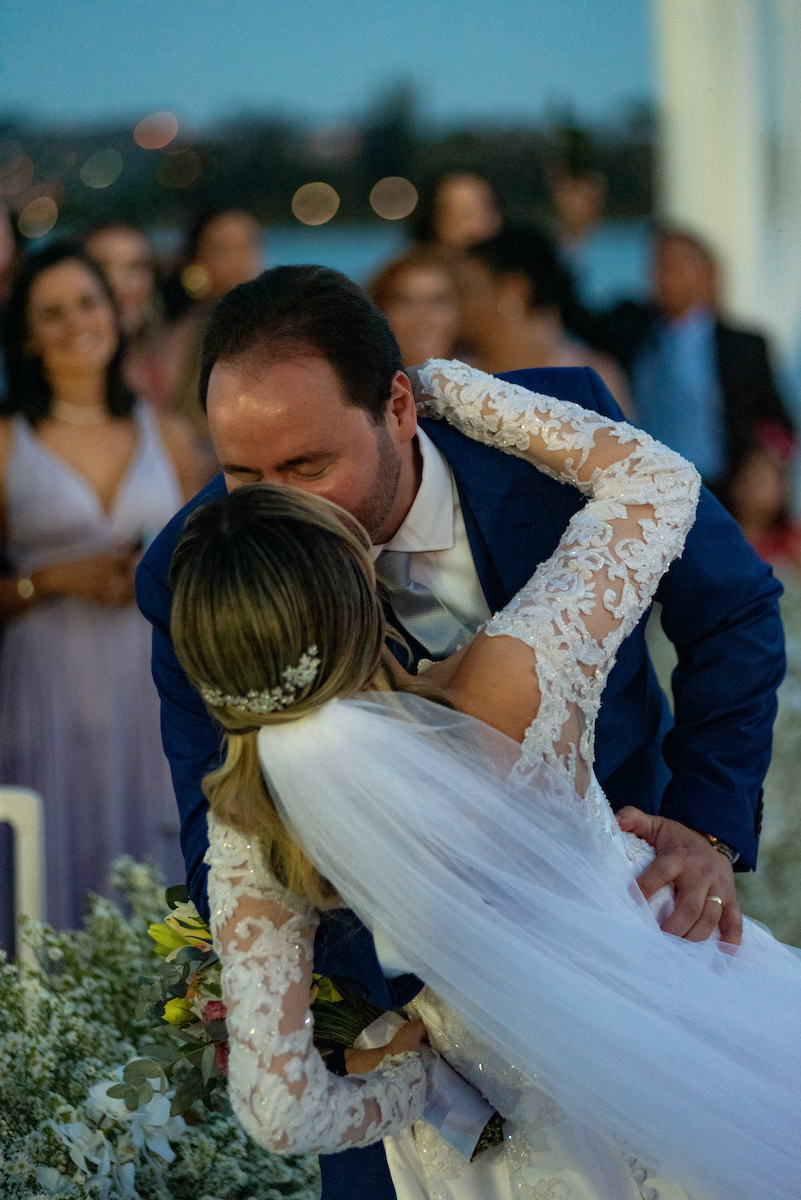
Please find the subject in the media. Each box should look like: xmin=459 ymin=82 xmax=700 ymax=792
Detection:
xmin=418 ymin=360 xmax=700 ymax=792
xmin=205 ymin=814 xmax=427 ymax=1155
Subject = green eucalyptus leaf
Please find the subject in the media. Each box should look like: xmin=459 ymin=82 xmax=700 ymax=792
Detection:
xmin=165 ymin=884 xmax=190 ymax=909
xmin=201 ymin=1042 xmax=215 ymax=1084
xmin=141 ymin=1044 xmax=176 ymax=1064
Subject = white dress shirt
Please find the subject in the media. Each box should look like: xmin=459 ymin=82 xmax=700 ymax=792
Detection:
xmin=371 ymin=427 xmax=492 ymax=632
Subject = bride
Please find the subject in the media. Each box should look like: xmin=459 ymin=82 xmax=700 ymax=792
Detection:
xmin=168 ymin=361 xmax=801 ymax=1200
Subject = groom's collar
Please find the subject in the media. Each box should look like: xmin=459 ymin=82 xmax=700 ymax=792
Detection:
xmin=369 ymin=427 xmax=454 ymax=560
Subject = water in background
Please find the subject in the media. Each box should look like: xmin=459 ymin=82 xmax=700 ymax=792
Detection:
xmin=265 ymin=223 xmax=408 ymax=285
xmin=261 ymin=219 xmax=653 ymax=300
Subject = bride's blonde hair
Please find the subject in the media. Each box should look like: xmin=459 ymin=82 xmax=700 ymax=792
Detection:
xmin=170 ymin=483 xmax=392 ymax=908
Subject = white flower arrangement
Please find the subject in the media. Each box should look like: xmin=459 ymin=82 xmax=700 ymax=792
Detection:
xmin=0 ymin=858 xmax=321 ymax=1200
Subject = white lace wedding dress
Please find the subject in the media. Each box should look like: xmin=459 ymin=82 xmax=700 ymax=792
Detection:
xmin=204 ymin=363 xmax=801 ymax=1200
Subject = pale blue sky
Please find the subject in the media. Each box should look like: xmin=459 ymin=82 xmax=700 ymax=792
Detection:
xmin=0 ymin=0 xmax=654 ymax=129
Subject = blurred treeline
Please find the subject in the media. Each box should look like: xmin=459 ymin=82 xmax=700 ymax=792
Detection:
xmin=0 ymin=89 xmax=655 ymax=229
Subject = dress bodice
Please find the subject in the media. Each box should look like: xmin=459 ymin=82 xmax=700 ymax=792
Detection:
xmin=3 ymin=403 xmax=181 ymax=575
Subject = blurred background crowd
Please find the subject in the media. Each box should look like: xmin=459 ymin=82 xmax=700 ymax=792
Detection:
xmin=1 ymin=0 xmax=801 ymax=954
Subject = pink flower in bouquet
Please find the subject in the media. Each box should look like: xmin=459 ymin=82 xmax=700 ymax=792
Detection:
xmin=214 ymin=1040 xmax=230 ymax=1077
xmin=204 ymin=1000 xmax=228 ymax=1023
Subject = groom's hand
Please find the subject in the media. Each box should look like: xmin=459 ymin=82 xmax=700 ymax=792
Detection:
xmin=616 ymin=807 xmax=743 ymax=946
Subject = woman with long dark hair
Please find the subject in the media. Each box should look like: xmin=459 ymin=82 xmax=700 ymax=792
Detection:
xmin=0 ymin=241 xmax=198 ymax=928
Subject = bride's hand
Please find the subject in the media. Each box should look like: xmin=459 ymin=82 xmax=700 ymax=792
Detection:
xmin=344 ymin=1018 xmax=427 ymax=1074
xmin=617 ymin=807 xmax=742 ymax=945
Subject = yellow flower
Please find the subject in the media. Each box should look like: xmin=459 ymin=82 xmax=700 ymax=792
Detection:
xmin=162 ymin=997 xmax=195 ymax=1026
xmin=311 ymin=974 xmax=343 ymax=1003
xmin=148 ymin=901 xmax=213 ymax=961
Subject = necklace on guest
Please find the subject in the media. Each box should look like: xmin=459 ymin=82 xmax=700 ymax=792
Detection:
xmin=51 ymin=399 xmax=109 ymax=425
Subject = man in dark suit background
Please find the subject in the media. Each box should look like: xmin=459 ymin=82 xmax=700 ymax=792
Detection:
xmin=136 ymin=265 xmax=785 ymax=1200
xmin=565 ymin=226 xmax=796 ymax=507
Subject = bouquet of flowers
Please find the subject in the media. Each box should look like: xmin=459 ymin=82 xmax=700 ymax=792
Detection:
xmin=123 ymin=887 xmax=388 ymax=1119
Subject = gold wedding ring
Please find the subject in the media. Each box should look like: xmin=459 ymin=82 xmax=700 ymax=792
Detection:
xmin=707 ymin=895 xmax=724 ymax=906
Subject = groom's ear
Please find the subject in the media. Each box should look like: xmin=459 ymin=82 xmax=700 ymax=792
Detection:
xmin=387 ymin=371 xmax=418 ymax=444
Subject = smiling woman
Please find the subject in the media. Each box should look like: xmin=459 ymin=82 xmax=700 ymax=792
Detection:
xmin=0 ymin=241 xmax=201 ymax=929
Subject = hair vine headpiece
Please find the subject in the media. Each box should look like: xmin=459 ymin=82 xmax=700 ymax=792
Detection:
xmin=198 ymin=645 xmax=320 ymax=714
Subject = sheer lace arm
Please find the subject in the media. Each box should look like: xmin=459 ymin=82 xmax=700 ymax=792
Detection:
xmin=205 ymin=813 xmax=427 ymax=1155
xmin=417 ymin=360 xmax=700 ymax=795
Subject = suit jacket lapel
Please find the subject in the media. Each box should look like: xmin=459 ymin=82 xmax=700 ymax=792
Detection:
xmin=420 ymin=416 xmax=574 ymax=614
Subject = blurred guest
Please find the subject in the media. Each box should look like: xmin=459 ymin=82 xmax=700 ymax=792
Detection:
xmin=157 ymin=208 xmax=262 ymax=460
xmin=0 ymin=204 xmax=21 ymax=399
xmin=413 ymin=171 xmax=504 ymax=252
xmin=82 ymin=221 xmax=164 ymax=401
xmin=368 ymin=248 xmax=460 ymax=364
xmin=547 ymin=163 xmax=650 ymax=308
xmin=728 ymin=423 xmax=801 ymax=568
xmin=567 ymin=227 xmax=795 ymax=497
xmin=458 ymin=225 xmax=632 ymax=412
xmin=727 ymin=423 xmax=801 ymax=949
xmin=549 ymin=164 xmax=607 ymax=258
xmin=0 ymin=242 xmax=200 ymax=929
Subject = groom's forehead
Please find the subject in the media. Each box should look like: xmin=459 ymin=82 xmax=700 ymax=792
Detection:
xmin=209 ymin=353 xmax=351 ymax=420
xmin=207 ymin=354 xmax=379 ymax=460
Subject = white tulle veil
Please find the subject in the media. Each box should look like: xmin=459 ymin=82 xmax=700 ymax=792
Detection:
xmin=257 ymin=692 xmax=801 ymax=1200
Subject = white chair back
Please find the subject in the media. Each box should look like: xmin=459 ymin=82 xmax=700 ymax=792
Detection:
xmin=0 ymin=787 xmax=45 ymax=931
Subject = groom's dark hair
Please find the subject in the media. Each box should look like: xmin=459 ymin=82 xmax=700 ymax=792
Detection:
xmin=199 ymin=264 xmax=403 ymax=423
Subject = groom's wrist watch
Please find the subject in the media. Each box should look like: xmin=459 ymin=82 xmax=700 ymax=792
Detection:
xmin=703 ymin=834 xmax=740 ymax=865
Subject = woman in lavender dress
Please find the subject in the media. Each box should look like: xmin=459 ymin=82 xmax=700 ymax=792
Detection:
xmin=0 ymin=242 xmax=200 ymax=930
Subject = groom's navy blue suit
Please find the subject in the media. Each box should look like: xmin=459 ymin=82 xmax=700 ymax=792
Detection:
xmin=136 ymin=367 xmax=784 ymax=1200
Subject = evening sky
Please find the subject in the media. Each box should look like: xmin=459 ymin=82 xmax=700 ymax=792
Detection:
xmin=0 ymin=0 xmax=653 ymax=130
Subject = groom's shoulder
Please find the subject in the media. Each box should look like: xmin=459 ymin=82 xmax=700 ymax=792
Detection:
xmin=138 ymin=473 xmax=227 ymax=593
xmin=420 ymin=366 xmax=625 ymax=478
xmin=498 ymin=366 xmax=625 ymax=420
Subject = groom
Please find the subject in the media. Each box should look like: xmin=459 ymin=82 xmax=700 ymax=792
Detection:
xmin=137 ymin=265 xmax=784 ymax=1200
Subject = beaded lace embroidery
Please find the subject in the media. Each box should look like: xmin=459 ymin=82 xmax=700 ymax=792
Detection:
xmin=419 ymin=360 xmax=700 ymax=803
xmin=205 ymin=817 xmax=427 ymax=1155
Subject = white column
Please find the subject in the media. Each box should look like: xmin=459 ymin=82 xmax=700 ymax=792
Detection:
xmin=654 ymin=0 xmax=801 ymax=362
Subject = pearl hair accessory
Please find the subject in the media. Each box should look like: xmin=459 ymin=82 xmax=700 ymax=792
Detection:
xmin=198 ymin=646 xmax=320 ymax=714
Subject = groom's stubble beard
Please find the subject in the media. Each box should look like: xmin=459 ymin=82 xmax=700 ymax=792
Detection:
xmin=352 ymin=422 xmax=403 ymax=543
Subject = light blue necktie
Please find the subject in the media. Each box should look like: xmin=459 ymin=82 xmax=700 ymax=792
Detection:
xmin=375 ymin=549 xmax=475 ymax=658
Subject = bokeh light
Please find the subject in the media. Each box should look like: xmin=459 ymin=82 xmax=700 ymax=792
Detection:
xmin=158 ymin=149 xmax=204 ymax=189
xmin=133 ymin=111 xmax=179 ymax=150
xmin=18 ymin=196 xmax=58 ymax=239
xmin=369 ymin=176 xmax=418 ymax=220
xmin=80 ymin=149 xmax=124 ymax=189
xmin=181 ymin=264 xmax=210 ymax=298
xmin=291 ymin=182 xmax=340 ymax=226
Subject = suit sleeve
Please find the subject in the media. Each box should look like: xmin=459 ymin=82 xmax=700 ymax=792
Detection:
xmin=580 ymin=369 xmax=783 ymax=868
xmin=136 ymin=551 xmax=220 ymax=921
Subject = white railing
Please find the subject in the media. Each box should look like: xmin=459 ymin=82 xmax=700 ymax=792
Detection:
xmin=0 ymin=788 xmax=45 ymax=938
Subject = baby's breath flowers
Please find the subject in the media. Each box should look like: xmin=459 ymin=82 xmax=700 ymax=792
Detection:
xmin=0 ymin=861 xmax=320 ymax=1200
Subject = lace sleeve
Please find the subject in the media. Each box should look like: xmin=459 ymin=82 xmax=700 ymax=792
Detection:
xmin=205 ymin=814 xmax=427 ymax=1155
xmin=417 ymin=360 xmax=700 ymax=795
